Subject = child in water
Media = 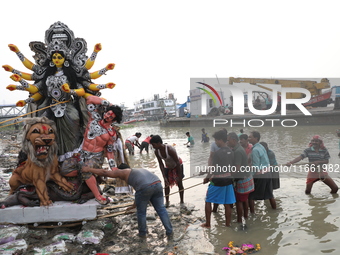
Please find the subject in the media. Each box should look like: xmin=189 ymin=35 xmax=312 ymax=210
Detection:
xmin=184 ymin=132 xmax=195 ymax=147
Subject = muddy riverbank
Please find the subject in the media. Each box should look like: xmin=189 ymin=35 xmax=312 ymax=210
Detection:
xmin=2 ymin=121 xmax=340 ymax=254
xmin=0 ymin=131 xmax=217 ymax=255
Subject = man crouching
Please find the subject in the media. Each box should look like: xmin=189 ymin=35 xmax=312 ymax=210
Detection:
xmin=82 ymin=163 xmax=173 ymax=238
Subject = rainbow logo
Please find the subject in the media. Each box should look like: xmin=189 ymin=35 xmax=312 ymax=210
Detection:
xmin=196 ymin=82 xmax=223 ymax=106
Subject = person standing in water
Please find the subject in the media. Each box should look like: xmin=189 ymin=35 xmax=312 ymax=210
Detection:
xmin=184 ymin=132 xmax=195 ymax=147
xmin=287 ymin=135 xmax=338 ymax=194
xmin=150 ymin=135 xmax=184 ymax=207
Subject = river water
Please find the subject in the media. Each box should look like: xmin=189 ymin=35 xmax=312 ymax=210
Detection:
xmin=120 ymin=121 xmax=340 ymax=255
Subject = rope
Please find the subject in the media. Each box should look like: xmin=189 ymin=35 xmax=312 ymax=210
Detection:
xmin=0 ymin=119 xmax=25 ymax=129
xmin=164 ymin=182 xmax=203 ymax=197
xmin=163 ymin=174 xmax=202 ymax=189
xmin=97 ymin=210 xmax=134 ymax=219
xmin=104 ymin=202 xmax=134 ymax=210
xmin=0 ymin=100 xmax=70 ymax=128
xmin=182 ymin=174 xmax=201 ymax=181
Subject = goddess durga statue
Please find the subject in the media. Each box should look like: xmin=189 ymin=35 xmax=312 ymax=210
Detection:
xmin=3 ymin=21 xmax=116 ymax=162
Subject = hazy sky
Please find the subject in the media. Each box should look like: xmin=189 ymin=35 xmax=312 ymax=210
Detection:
xmin=1 ymin=0 xmax=340 ymax=109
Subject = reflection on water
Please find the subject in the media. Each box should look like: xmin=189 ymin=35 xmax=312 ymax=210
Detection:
xmin=306 ymin=196 xmax=338 ymax=238
xmin=120 ymin=121 xmax=340 ymax=254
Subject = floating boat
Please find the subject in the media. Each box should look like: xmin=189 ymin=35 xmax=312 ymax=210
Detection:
xmin=123 ymin=116 xmax=146 ymax=124
xmin=303 ymin=91 xmax=332 ymax=108
xmin=123 ymin=119 xmax=137 ymax=124
xmin=127 ymin=93 xmax=177 ymax=121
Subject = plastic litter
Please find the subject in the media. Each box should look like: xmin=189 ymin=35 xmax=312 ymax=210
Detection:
xmin=33 ymin=240 xmax=68 ymax=254
xmin=0 ymin=226 xmax=21 ymax=245
xmin=52 ymin=233 xmax=76 ymax=243
xmin=0 ymin=239 xmax=28 ymax=255
xmin=76 ymin=230 xmax=104 ymax=244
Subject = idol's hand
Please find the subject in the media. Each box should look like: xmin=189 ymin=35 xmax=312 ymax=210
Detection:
xmin=8 ymin=44 xmax=20 ymax=53
xmin=6 ymin=85 xmax=17 ymax=91
xmin=10 ymin=74 xmax=21 ymax=82
xmin=16 ymin=100 xmax=26 ymax=107
xmin=2 ymin=65 xmax=13 ymax=72
xmin=106 ymin=83 xmax=115 ymax=89
xmin=94 ymin=43 xmax=102 ymax=53
xmin=106 ymin=63 xmax=115 ymax=70
xmin=61 ymin=83 xmax=71 ymax=93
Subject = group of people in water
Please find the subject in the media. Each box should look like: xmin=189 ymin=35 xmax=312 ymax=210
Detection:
xmin=198 ymin=128 xmax=339 ymax=228
xmin=200 ymin=129 xmax=277 ymax=228
xmin=124 ymin=132 xmax=157 ymax=155
xmin=107 ymin=126 xmax=340 ymax=235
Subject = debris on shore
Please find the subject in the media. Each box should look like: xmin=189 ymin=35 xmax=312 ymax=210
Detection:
xmin=0 ymin=201 xmax=216 ymax=255
xmin=0 ymin=132 xmax=216 ymax=255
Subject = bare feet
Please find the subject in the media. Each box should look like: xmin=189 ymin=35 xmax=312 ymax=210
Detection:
xmin=201 ymin=223 xmax=211 ymax=228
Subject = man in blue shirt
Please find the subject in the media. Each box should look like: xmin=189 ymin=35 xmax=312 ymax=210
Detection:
xmin=248 ymin=131 xmax=276 ymax=213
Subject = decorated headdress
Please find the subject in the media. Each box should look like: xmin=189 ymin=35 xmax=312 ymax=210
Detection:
xmin=29 ymin=21 xmax=88 ymax=73
xmin=44 ymin=21 xmax=74 ymax=47
xmin=46 ymin=39 xmax=71 ymax=60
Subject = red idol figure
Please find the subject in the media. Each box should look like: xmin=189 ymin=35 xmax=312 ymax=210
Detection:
xmin=80 ymin=95 xmax=123 ymax=205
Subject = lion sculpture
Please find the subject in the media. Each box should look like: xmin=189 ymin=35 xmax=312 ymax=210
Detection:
xmin=8 ymin=117 xmax=74 ymax=206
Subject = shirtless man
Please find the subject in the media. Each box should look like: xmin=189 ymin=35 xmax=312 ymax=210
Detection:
xmin=81 ymin=95 xmax=123 ymax=204
xmin=150 ymin=135 xmax=184 ymax=207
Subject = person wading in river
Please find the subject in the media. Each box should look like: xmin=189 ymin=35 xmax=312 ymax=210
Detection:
xmin=287 ymin=135 xmax=338 ymax=194
xmin=150 ymin=135 xmax=184 ymax=207
xmin=201 ymin=130 xmax=235 ymax=228
xmin=248 ymin=131 xmax=276 ymax=213
xmin=227 ymin=132 xmax=254 ymax=224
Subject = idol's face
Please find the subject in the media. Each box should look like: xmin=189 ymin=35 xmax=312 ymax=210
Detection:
xmin=52 ymin=53 xmax=65 ymax=68
xmin=103 ymin=110 xmax=116 ymax=123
